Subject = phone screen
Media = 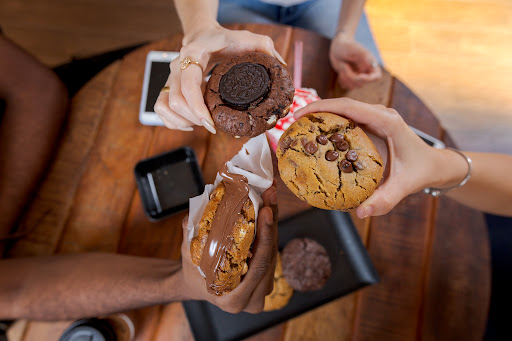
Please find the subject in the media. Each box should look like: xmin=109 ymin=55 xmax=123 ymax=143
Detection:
xmin=145 ymin=61 xmax=171 ymax=112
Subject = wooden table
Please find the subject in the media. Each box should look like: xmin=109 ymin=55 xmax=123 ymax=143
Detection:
xmin=5 ymin=24 xmax=490 ymax=341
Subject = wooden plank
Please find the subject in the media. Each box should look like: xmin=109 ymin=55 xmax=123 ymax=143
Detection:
xmin=152 ymin=303 xmax=194 ymax=341
xmin=390 ymin=79 xmax=441 ymax=137
xmin=284 ymin=27 xmax=391 ymax=341
xmin=287 ymin=27 xmax=335 ymax=99
xmin=116 ymin=36 xmax=211 ymax=341
xmin=54 ymin=44 xmax=155 ymax=254
xmin=125 ymin=307 xmax=163 ymax=341
xmin=245 ymin=324 xmax=286 ymax=341
xmin=150 ymin=24 xmax=294 ymax=340
xmin=351 ymin=193 xmax=435 ymax=340
xmin=284 ymin=294 xmax=358 ymax=341
xmin=5 ymin=62 xmax=120 ymax=258
xmin=350 ymin=77 xmax=440 ymax=340
xmin=20 ymin=321 xmax=71 ymax=341
xmin=342 ymin=69 xmax=393 ymax=106
xmin=0 ymin=1 xmax=177 ymax=39
xmin=419 ymin=133 xmax=490 ymax=341
xmin=239 ymin=23 xmax=293 ymax=61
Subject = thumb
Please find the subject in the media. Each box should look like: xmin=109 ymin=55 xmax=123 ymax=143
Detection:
xmin=355 ymin=182 xmax=408 ymax=218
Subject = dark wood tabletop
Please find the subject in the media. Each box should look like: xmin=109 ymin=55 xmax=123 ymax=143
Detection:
xmin=5 ymin=23 xmax=490 ymax=341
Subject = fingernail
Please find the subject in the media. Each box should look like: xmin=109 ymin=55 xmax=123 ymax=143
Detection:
xmin=273 ymin=51 xmax=287 ymax=66
xmin=201 ymin=119 xmax=216 ymax=134
xmin=361 ymin=206 xmax=374 ymax=218
xmin=177 ymin=126 xmax=194 ymax=132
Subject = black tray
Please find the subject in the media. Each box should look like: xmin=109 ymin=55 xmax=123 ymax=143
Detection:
xmin=134 ymin=146 xmax=204 ymax=221
xmin=182 ymin=208 xmax=378 ymax=341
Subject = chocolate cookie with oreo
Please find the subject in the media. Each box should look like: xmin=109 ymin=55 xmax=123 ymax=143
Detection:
xmin=205 ymin=52 xmax=294 ymax=138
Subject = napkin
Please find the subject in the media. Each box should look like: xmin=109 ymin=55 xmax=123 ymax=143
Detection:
xmin=266 ymin=87 xmax=321 ymax=152
xmin=186 ymin=133 xmax=274 ymax=244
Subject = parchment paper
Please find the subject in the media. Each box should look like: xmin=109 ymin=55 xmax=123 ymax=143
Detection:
xmin=186 ymin=133 xmax=274 ymax=245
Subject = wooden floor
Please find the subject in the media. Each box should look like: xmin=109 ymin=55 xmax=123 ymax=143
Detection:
xmin=1 ymin=0 xmax=511 ymax=154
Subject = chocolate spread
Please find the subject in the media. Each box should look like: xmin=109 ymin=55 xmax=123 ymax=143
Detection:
xmin=199 ymin=164 xmax=250 ymax=294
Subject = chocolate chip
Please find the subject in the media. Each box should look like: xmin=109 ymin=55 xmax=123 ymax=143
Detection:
xmin=219 ymin=63 xmax=270 ymax=109
xmin=330 ymin=133 xmax=345 ymax=143
xmin=301 ymin=137 xmax=308 ymax=147
xmin=355 ymin=161 xmax=364 ymax=170
xmin=316 ymin=134 xmax=328 ymax=145
xmin=278 ymin=137 xmax=293 ymax=151
xmin=340 ymin=160 xmax=353 ymax=173
xmin=304 ymin=142 xmax=318 ymax=154
xmin=335 ymin=140 xmax=349 ymax=151
xmin=325 ymin=150 xmax=339 ymax=161
xmin=346 ymin=150 xmax=358 ymax=162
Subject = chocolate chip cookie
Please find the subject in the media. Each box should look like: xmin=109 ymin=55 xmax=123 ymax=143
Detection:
xmin=276 ymin=112 xmax=383 ymax=211
xmin=281 ymin=238 xmax=331 ymax=292
xmin=205 ymin=52 xmax=294 ymax=138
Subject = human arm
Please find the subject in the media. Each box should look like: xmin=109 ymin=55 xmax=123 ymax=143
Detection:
xmin=294 ymin=98 xmax=512 ymax=217
xmin=0 ymin=34 xmax=68 ymax=238
xmin=154 ymin=0 xmax=285 ymax=133
xmin=329 ymin=0 xmax=381 ymax=90
xmin=0 ymin=184 xmax=278 ymax=320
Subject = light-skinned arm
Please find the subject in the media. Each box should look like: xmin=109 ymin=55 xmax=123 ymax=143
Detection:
xmin=154 ymin=0 xmax=285 ymax=133
xmin=329 ymin=0 xmax=382 ymax=90
xmin=295 ymin=98 xmax=512 ymax=217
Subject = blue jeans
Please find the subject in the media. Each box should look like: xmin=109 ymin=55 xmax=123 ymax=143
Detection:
xmin=218 ymin=0 xmax=383 ymax=64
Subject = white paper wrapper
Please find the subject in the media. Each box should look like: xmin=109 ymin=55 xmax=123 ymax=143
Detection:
xmin=266 ymin=87 xmax=321 ymax=152
xmin=186 ymin=133 xmax=274 ymax=245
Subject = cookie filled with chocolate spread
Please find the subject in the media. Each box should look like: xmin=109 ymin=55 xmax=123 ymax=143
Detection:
xmin=205 ymin=52 xmax=294 ymax=138
xmin=190 ymin=164 xmax=256 ymax=296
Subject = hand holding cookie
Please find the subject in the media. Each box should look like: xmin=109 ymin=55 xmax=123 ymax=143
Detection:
xmin=180 ymin=183 xmax=278 ymax=314
xmin=154 ymin=24 xmax=286 ymax=134
xmin=294 ymin=98 xmax=441 ymax=218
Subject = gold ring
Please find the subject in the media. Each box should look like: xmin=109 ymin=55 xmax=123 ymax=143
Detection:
xmin=161 ymin=86 xmax=170 ymax=92
xmin=179 ymin=57 xmax=203 ymax=71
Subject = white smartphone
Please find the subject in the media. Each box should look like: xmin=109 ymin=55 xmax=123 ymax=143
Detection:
xmin=409 ymin=126 xmax=446 ymax=149
xmin=139 ymin=51 xmax=180 ymax=126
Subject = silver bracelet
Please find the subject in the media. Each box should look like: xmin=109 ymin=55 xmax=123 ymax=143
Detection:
xmin=423 ymin=148 xmax=472 ymax=197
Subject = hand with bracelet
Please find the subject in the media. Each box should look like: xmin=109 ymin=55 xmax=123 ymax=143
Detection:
xmin=294 ymin=98 xmax=512 ymax=218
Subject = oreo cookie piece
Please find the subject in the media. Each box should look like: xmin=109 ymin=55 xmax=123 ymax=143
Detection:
xmin=205 ymin=52 xmax=294 ymax=138
xmin=219 ymin=63 xmax=270 ymax=109
xmin=281 ymin=238 xmax=331 ymax=292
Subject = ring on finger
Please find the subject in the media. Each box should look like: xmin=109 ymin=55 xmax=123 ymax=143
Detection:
xmin=179 ymin=57 xmax=203 ymax=71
